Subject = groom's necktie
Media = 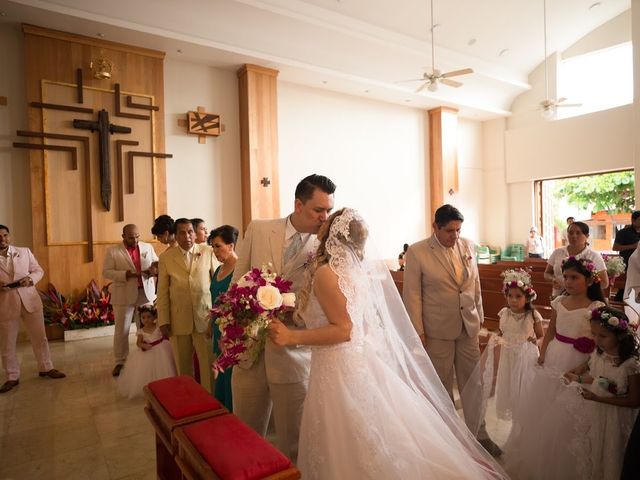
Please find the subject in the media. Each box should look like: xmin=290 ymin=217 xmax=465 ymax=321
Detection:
xmin=284 ymin=232 xmax=303 ymax=265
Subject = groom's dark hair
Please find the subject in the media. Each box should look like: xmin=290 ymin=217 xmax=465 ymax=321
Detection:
xmin=434 ymin=204 xmax=464 ymax=227
xmin=295 ymin=174 xmax=336 ymax=203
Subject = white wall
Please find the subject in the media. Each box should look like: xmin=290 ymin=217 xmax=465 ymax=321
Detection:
xmin=0 ymin=23 xmax=30 ymax=246
xmin=493 ymin=10 xmax=635 ymax=246
xmin=163 ymin=59 xmax=242 ymax=232
xmin=455 ymin=118 xmax=484 ymax=243
xmin=278 ymin=82 xmax=430 ymax=260
xmin=482 ymin=118 xmax=508 ymax=248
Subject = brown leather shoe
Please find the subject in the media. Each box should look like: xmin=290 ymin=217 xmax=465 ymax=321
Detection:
xmin=38 ymin=369 xmax=66 ymax=379
xmin=112 ymin=364 xmax=124 ymax=377
xmin=0 ymin=379 xmax=19 ymax=393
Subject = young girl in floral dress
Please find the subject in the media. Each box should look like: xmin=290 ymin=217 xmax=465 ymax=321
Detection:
xmin=504 ymin=256 xmax=606 ymax=479
xmin=563 ymin=306 xmax=640 ymax=480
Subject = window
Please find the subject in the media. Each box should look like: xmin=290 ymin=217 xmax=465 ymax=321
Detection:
xmin=557 ymin=42 xmax=633 ymax=119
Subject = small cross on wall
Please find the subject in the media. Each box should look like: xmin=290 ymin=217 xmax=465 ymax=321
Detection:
xmin=261 ymin=177 xmax=271 ymax=187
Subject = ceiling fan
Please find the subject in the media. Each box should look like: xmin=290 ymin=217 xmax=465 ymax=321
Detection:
xmin=539 ymin=0 xmax=581 ymax=118
xmin=400 ymin=0 xmax=473 ymax=93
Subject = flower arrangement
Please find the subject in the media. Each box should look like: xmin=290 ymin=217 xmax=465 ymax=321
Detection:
xmin=501 ymin=268 xmax=537 ymax=301
xmin=212 ymin=264 xmax=295 ymax=373
xmin=588 ymin=306 xmax=637 ymax=334
xmin=603 ymin=255 xmax=625 ymax=279
xmin=39 ymin=280 xmax=114 ymax=330
xmin=562 ymin=256 xmax=600 ymax=282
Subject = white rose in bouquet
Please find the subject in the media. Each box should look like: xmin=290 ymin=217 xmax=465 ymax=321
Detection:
xmin=257 ymin=285 xmax=283 ymax=310
xmin=282 ymin=292 xmax=296 ymax=308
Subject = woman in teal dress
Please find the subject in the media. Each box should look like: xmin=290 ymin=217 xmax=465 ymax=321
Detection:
xmin=208 ymin=225 xmax=239 ymax=411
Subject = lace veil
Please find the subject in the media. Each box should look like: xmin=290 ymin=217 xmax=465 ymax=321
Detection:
xmin=324 ymin=208 xmax=507 ymax=479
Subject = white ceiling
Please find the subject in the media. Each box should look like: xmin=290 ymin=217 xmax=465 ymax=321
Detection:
xmin=0 ymin=0 xmax=631 ymax=120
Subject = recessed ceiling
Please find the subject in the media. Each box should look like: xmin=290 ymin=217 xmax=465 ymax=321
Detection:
xmin=0 ymin=0 xmax=631 ymax=120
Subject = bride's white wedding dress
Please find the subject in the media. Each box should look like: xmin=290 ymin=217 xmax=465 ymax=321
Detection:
xmin=296 ymin=208 xmax=506 ymax=480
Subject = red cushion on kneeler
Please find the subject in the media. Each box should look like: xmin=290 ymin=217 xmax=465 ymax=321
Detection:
xmin=183 ymin=415 xmax=292 ymax=480
xmin=148 ymin=375 xmax=222 ymax=419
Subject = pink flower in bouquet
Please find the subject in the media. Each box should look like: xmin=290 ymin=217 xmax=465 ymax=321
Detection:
xmin=212 ymin=264 xmax=295 ymax=373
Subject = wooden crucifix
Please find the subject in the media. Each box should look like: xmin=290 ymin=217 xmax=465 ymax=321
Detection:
xmin=73 ymin=109 xmax=131 ymax=211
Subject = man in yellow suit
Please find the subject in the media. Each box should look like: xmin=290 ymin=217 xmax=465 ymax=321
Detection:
xmin=157 ymin=218 xmax=217 ymax=392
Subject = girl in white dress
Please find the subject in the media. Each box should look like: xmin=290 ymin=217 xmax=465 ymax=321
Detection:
xmin=494 ymin=269 xmax=544 ymax=420
xmin=562 ymin=306 xmax=640 ymax=480
xmin=118 ymin=305 xmax=176 ymax=399
xmin=504 ymin=256 xmax=606 ymax=479
xmin=268 ymin=208 xmax=507 ymax=480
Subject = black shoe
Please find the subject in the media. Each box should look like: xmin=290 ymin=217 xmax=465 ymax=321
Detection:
xmin=39 ymin=369 xmax=66 ymax=379
xmin=112 ymin=364 xmax=124 ymax=377
xmin=0 ymin=379 xmax=19 ymax=393
xmin=479 ymin=437 xmax=503 ymax=457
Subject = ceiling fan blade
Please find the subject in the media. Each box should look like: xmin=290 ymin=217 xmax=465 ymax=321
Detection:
xmin=394 ymin=78 xmax=427 ymax=83
xmin=440 ymin=78 xmax=463 ymax=88
xmin=441 ymin=68 xmax=474 ymax=78
xmin=555 ymin=103 xmax=582 ymax=108
xmin=416 ymin=81 xmax=431 ymax=93
xmin=556 ymin=97 xmax=568 ymax=103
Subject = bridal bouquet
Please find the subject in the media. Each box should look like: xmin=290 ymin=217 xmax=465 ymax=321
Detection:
xmin=212 ymin=264 xmax=295 ymax=373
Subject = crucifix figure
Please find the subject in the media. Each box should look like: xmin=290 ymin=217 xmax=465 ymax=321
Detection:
xmin=73 ymin=109 xmax=131 ymax=211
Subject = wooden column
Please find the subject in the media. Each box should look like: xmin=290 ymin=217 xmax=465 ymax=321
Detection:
xmin=428 ymin=107 xmax=459 ymax=221
xmin=237 ymin=64 xmax=280 ymax=232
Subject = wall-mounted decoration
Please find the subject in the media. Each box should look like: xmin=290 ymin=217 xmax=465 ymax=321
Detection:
xmin=14 ymin=24 xmax=170 ymax=295
xmin=187 ymin=106 xmax=220 ymax=144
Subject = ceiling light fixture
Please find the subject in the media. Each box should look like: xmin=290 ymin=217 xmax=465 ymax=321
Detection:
xmin=499 ymin=48 xmax=509 ymax=57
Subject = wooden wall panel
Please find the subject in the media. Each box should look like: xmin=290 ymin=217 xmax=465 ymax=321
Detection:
xmin=237 ymin=64 xmax=280 ymax=231
xmin=428 ymin=106 xmax=459 ymax=221
xmin=21 ymin=24 xmax=167 ymax=295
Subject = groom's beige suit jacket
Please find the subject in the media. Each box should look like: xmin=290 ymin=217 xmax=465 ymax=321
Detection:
xmin=232 ymin=217 xmax=314 ymax=384
xmin=403 ymin=235 xmax=483 ymax=340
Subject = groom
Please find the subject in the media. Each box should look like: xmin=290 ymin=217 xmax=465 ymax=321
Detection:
xmin=232 ymin=174 xmax=335 ymax=461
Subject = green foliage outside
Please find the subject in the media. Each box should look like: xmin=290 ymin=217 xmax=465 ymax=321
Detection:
xmin=553 ymin=171 xmax=635 ymax=215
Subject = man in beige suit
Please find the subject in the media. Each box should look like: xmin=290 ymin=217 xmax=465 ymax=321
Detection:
xmin=157 ymin=218 xmax=217 ymax=392
xmin=232 ymin=174 xmax=335 ymax=461
xmin=403 ymin=204 xmax=501 ymax=456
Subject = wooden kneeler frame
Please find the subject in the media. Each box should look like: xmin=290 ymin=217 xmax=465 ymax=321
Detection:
xmin=143 ymin=385 xmax=227 ymax=480
xmin=173 ymin=427 xmax=301 ymax=480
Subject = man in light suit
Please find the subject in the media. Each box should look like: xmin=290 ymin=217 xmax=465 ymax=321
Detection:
xmin=403 ymin=204 xmax=501 ymax=456
xmin=232 ymin=174 xmax=335 ymax=461
xmin=157 ymin=218 xmax=217 ymax=392
xmin=0 ymin=224 xmax=65 ymax=393
xmin=103 ymin=224 xmax=159 ymax=377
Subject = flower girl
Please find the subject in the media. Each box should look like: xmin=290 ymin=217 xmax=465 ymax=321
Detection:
xmin=494 ymin=269 xmax=544 ymax=419
xmin=118 ymin=305 xmax=176 ymax=399
xmin=463 ymin=269 xmax=543 ymax=437
xmin=562 ymin=306 xmax=640 ymax=480
xmin=504 ymin=256 xmax=606 ymax=479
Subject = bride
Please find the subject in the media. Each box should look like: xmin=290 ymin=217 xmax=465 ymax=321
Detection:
xmin=268 ymin=208 xmax=507 ymax=479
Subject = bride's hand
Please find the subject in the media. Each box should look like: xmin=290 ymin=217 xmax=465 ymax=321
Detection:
xmin=268 ymin=319 xmax=292 ymax=347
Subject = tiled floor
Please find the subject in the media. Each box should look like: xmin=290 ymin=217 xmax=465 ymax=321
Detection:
xmin=0 ymin=336 xmax=156 ymax=480
xmin=0 ymin=335 xmax=510 ymax=480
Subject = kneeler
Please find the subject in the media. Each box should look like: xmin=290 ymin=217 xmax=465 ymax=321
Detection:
xmin=144 ymin=375 xmax=227 ymax=480
xmin=174 ymin=414 xmax=301 ymax=480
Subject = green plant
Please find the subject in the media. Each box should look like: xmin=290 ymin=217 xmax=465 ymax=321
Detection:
xmin=39 ymin=283 xmax=78 ymax=328
xmin=554 ymin=171 xmax=635 ymax=214
xmin=39 ymin=280 xmax=114 ymax=330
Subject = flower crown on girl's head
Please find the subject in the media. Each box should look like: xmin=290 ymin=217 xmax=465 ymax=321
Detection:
xmin=588 ymin=306 xmax=638 ymax=334
xmin=138 ymin=304 xmax=157 ymax=317
xmin=561 ymin=256 xmax=600 ymax=283
xmin=501 ymin=268 xmax=537 ymax=301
